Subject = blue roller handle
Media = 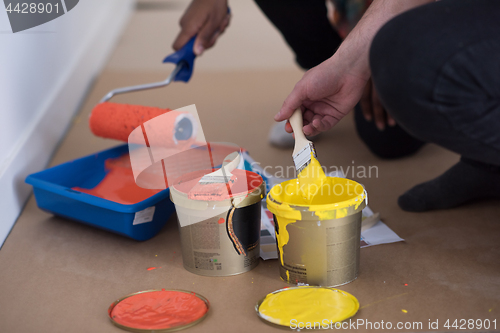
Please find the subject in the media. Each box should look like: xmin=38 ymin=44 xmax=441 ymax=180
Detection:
xmin=163 ymin=36 xmax=197 ymax=83
xmin=163 ymin=7 xmax=230 ymax=82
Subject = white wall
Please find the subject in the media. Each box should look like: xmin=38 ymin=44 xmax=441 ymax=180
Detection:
xmin=0 ymin=0 xmax=135 ymax=246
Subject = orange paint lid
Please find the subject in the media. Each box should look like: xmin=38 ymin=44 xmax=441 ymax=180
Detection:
xmin=108 ymin=289 xmax=210 ymax=332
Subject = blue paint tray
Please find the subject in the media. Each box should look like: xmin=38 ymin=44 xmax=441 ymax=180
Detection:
xmin=25 ymin=144 xmax=175 ymax=241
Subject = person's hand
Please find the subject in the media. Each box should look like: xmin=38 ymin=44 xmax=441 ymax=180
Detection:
xmin=360 ymin=78 xmax=396 ymax=131
xmin=172 ymin=0 xmax=230 ymax=56
xmin=276 ymin=56 xmax=369 ymax=136
xmin=273 ymin=0 xmax=431 ymax=136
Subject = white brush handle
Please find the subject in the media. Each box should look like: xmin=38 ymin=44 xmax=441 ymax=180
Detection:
xmin=209 ymin=151 xmax=240 ymax=177
xmin=289 ymin=109 xmax=311 ymax=157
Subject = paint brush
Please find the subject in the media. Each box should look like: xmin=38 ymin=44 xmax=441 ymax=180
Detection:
xmin=289 ymin=109 xmax=317 ymax=174
xmin=187 ymin=151 xmax=241 ymax=200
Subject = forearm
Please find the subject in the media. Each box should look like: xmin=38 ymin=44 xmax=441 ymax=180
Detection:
xmin=332 ymin=0 xmax=433 ymax=80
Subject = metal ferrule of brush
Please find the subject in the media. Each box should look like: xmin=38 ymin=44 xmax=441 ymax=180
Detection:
xmin=294 ymin=142 xmax=317 ymax=175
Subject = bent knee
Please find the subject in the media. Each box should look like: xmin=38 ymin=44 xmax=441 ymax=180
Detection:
xmin=369 ymin=7 xmax=437 ymax=127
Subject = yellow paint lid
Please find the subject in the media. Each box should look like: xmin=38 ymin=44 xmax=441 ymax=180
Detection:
xmin=256 ymin=286 xmax=359 ymax=330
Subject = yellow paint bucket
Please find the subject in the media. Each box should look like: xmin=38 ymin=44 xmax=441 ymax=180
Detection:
xmin=266 ymin=177 xmax=367 ymax=286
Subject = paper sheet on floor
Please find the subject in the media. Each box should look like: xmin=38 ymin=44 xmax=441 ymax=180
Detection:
xmin=257 ymin=170 xmax=404 ymax=260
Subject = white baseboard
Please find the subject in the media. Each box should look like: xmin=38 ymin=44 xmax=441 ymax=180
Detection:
xmin=0 ymin=0 xmax=135 ymax=246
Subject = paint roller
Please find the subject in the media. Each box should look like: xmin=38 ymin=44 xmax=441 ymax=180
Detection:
xmin=89 ymin=37 xmax=198 ymax=147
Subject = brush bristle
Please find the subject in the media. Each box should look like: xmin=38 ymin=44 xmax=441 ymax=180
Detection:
xmin=293 ymin=142 xmax=317 ymax=174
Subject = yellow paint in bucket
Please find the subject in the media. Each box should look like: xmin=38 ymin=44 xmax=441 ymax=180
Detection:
xmin=267 ymin=156 xmax=367 ymax=286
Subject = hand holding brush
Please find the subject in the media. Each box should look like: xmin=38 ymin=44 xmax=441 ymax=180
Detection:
xmin=289 ymin=109 xmax=318 ymax=175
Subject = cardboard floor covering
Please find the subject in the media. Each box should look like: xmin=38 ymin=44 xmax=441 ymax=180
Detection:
xmin=1 ymin=70 xmax=499 ymax=333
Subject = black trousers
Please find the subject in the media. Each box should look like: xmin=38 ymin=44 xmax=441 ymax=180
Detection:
xmin=256 ymin=0 xmax=500 ymax=164
xmin=254 ymin=0 xmax=342 ymax=70
xmin=371 ymin=0 xmax=500 ymax=166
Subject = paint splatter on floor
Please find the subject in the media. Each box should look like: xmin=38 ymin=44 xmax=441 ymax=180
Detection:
xmin=360 ymin=293 xmax=408 ymax=310
xmin=147 ymin=267 xmax=161 ymax=271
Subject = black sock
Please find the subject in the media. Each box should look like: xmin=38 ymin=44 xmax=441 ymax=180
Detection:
xmin=398 ymin=157 xmax=500 ymax=212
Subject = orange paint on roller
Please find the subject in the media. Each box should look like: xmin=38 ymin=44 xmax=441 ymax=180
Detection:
xmin=92 ymin=39 xmax=198 ymax=149
xmin=89 ymin=102 xmax=197 ymax=149
xmin=89 ymin=102 xmax=170 ymax=142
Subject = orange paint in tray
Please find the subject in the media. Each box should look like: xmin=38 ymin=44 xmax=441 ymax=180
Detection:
xmin=26 ymin=144 xmax=176 ymax=241
xmin=73 ymin=153 xmax=162 ymax=205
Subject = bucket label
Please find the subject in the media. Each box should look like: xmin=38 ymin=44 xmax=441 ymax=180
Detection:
xmin=194 ymin=251 xmax=221 ymax=271
xmin=133 ymin=206 xmax=156 ymax=225
xmin=226 ymin=204 xmax=260 ymax=256
xmin=276 ymin=214 xmax=361 ymax=286
xmin=178 ymin=201 xmax=261 ymax=276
